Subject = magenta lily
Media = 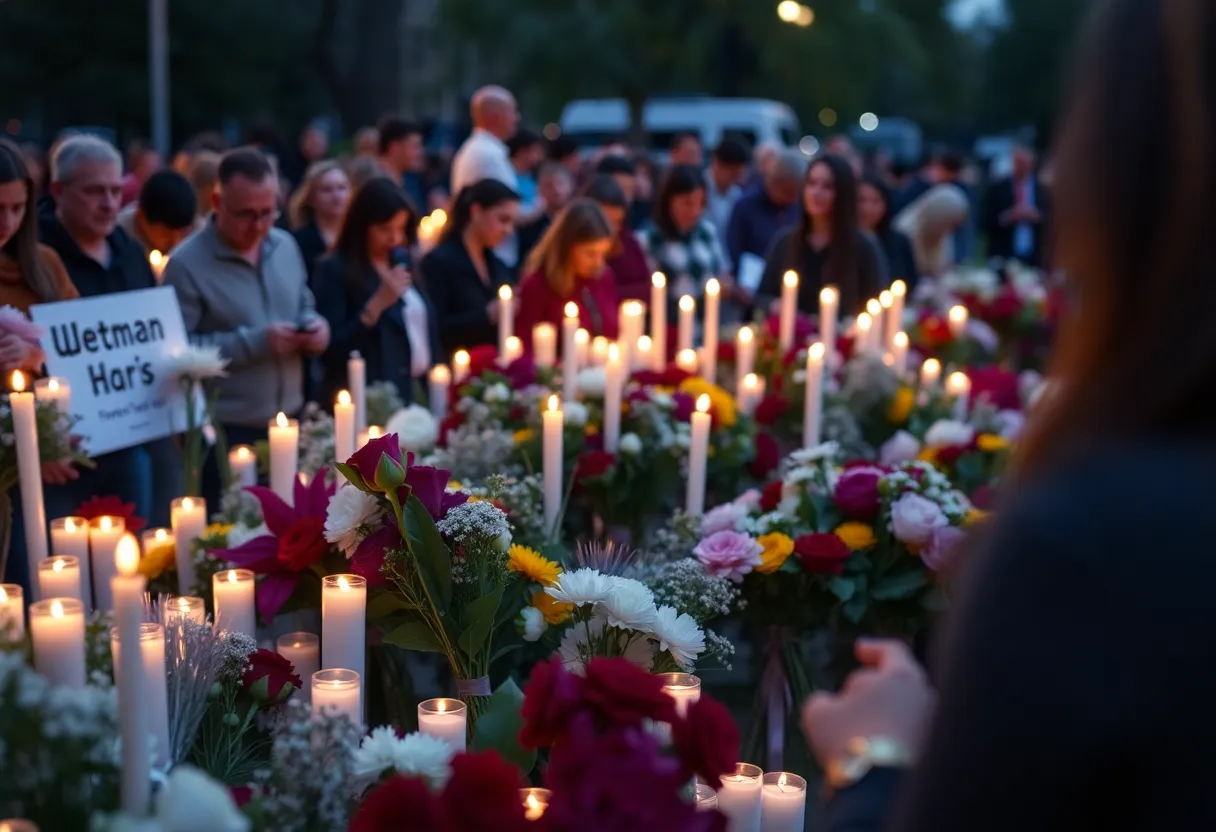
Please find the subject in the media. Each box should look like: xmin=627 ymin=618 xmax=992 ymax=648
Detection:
xmin=212 ymin=474 xmax=337 ymax=624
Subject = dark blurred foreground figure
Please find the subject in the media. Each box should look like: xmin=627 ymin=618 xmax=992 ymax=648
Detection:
xmin=802 ymin=1 xmax=1216 ymax=830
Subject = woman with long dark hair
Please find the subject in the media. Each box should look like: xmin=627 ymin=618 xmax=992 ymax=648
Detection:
xmin=312 ymin=176 xmax=438 ymax=405
xmin=419 ymin=179 xmax=520 ymax=356
xmin=859 ymin=174 xmax=920 ymax=290
xmin=802 ymin=1 xmax=1216 ymax=829
xmin=756 ymin=154 xmax=885 ymax=318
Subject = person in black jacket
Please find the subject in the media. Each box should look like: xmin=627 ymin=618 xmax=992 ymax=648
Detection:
xmin=983 ymin=144 xmax=1050 ymax=267
xmin=419 ymin=178 xmax=520 ymax=357
xmin=313 ymin=177 xmax=438 ymax=406
xmin=858 ymin=175 xmax=919 ymax=291
xmin=802 ymin=2 xmax=1216 ymax=829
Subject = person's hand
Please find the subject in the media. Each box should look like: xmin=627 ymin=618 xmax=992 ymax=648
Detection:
xmin=801 ymin=639 xmax=935 ymax=768
xmin=266 ymin=322 xmax=301 ymax=357
xmin=0 ymin=334 xmax=46 ymax=373
xmin=298 ymin=317 xmax=331 ymax=357
xmin=41 ymin=460 xmax=79 ymax=486
xmin=371 ymin=265 xmax=411 ymax=312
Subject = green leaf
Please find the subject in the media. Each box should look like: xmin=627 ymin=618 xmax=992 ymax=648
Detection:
xmin=490 ymin=642 xmax=524 ymax=665
xmin=383 ymin=621 xmax=446 ymax=653
xmin=334 ymin=461 xmax=374 ymax=492
xmin=472 ymin=678 xmax=537 ymax=775
xmin=827 ymin=576 xmax=856 ymax=602
xmin=401 ymin=496 xmax=453 ymax=613
xmin=842 ymin=593 xmax=869 ymax=624
xmin=367 ymin=591 xmax=415 ymax=619
xmin=871 ymin=570 xmax=929 ymax=601
xmin=459 ymin=586 xmax=504 ymax=661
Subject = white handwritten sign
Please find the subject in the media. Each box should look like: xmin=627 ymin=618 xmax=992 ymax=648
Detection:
xmin=31 ymin=286 xmax=195 ymax=456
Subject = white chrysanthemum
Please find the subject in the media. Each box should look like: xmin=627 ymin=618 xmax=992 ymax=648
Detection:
xmin=563 ymin=401 xmax=589 ymax=427
xmin=385 ymin=404 xmax=440 ymax=453
xmin=576 ymin=367 xmax=608 ymax=398
xmin=546 ymin=567 xmax=614 ymax=607
xmin=650 ymin=605 xmax=706 ymax=669
xmin=324 ymin=485 xmax=382 ymax=557
xmin=166 ymin=345 xmax=229 ymax=382
xmin=519 ymin=606 xmax=546 ymax=642
xmin=558 ymin=616 xmax=655 ymax=675
xmin=598 ymin=576 xmax=658 ymax=631
xmin=156 ymin=764 xmax=250 ymax=832
xmin=924 ymin=419 xmax=975 ymax=448
xmin=393 ymin=731 xmax=456 ymax=786
xmin=789 ymin=441 xmax=840 ymax=466
xmin=618 ymin=432 xmax=643 ymax=454
xmin=484 ymin=383 xmax=511 ymax=403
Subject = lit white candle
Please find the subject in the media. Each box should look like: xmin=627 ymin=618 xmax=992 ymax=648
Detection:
xmin=619 ymin=301 xmax=646 ymax=370
xmin=819 ymin=285 xmax=839 ymax=361
xmin=867 ymin=298 xmax=883 ymax=353
xmin=542 ymin=395 xmax=563 ymax=536
xmin=562 ymin=303 xmax=580 ymax=403
xmin=228 ymin=445 xmax=257 ymax=488
xmin=453 ymin=349 xmax=471 ymax=384
xmin=736 ymin=325 xmax=756 ymax=380
xmin=347 ymin=351 xmax=367 ymax=431
xmin=738 ymin=373 xmax=766 ymax=417
xmin=803 ymin=342 xmax=825 ymax=449
xmin=920 ymin=357 xmax=942 ymax=390
xmin=760 ymin=772 xmax=807 ymax=832
xmin=947 ymin=304 xmax=969 ymax=340
xmin=356 ymin=425 xmax=383 ymax=450
xmin=418 ymin=697 xmax=467 ymax=752
xmin=503 ymin=335 xmax=524 ymax=365
xmin=778 ymin=271 xmax=799 ymax=352
xmin=322 ymin=574 xmax=366 ymax=713
xmin=0 ymin=584 xmax=23 ymax=641
xmin=947 ymin=371 xmax=971 ymax=420
xmin=521 ymin=788 xmax=552 ymax=822
xmin=676 ymin=348 xmax=699 ymax=375
xmin=50 ymin=516 xmax=91 ymax=609
xmin=268 ymin=412 xmax=300 ymax=504
xmin=702 ymin=279 xmax=721 ymax=384
xmin=659 ymin=672 xmax=701 ymax=717
xmin=677 ymin=295 xmax=696 ymax=353
xmin=277 ymin=632 xmax=320 ymax=705
xmin=30 ymin=598 xmax=86 ymax=689
xmin=112 ymin=621 xmax=170 ymax=769
xmin=213 ymin=568 xmax=256 ymax=637
xmin=686 ymin=395 xmax=712 ymax=517
xmin=334 ymin=390 xmax=356 ymax=464
xmin=889 ymin=280 xmax=906 ymax=345
xmin=892 ymin=331 xmax=909 ymax=376
xmin=33 ymin=376 xmax=71 ymax=417
xmin=38 ymin=555 xmax=82 ymax=601
xmin=636 ymin=335 xmax=653 ymax=374
xmin=10 ymin=371 xmax=46 ymax=599
xmin=497 ymin=285 xmax=514 ymax=361
xmin=111 ymin=533 xmax=149 ymax=813
xmin=428 ymin=365 xmax=451 ymax=422
xmin=165 ymin=595 xmax=206 ymax=626
xmin=855 ymin=313 xmax=875 ymax=356
xmin=590 ymin=336 xmax=610 ymax=368
xmin=532 ymin=323 xmax=557 ymax=368
xmin=89 ymin=516 xmax=125 ymax=611
xmin=417 ymin=216 xmax=435 ymax=251
xmin=574 ymin=329 xmax=590 ymax=368
xmin=149 ymin=249 xmax=167 ymax=280
xmin=717 ymin=763 xmax=763 ymax=832
xmin=169 ymin=497 xmax=205 ymax=596
xmin=312 ymin=669 xmax=361 ymax=727
xmin=650 ymin=273 xmax=668 ymax=371
xmin=879 ymin=290 xmax=896 ymax=350
xmin=603 ymin=344 xmax=624 ymax=452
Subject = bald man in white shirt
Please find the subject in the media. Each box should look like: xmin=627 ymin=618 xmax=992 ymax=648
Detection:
xmin=450 ymin=85 xmax=521 ymax=196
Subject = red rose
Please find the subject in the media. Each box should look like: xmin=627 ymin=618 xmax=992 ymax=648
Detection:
xmin=76 ymin=495 xmax=147 ymax=534
xmin=717 ymin=341 xmax=737 ymax=363
xmin=575 ymin=450 xmax=617 ymax=484
xmin=795 ymin=533 xmax=852 ymax=575
xmin=520 ymin=657 xmax=586 ymax=749
xmin=350 ymin=775 xmax=441 ymax=832
xmin=935 ymin=443 xmax=970 ymax=466
xmin=242 ymin=648 xmax=302 ymax=704
xmin=582 ymin=658 xmax=676 ymax=729
xmin=672 ymin=695 xmax=740 ymax=790
xmin=832 ymin=465 xmax=884 ymax=520
xmin=276 ymin=516 xmax=329 ymax=571
xmin=748 ymin=433 xmax=780 ymax=479
xmin=439 ymin=751 xmax=530 ymax=832
xmin=466 ymin=344 xmax=500 ymax=380
xmin=631 ymin=367 xmax=693 ymax=388
xmin=968 ymin=366 xmax=1020 ymax=411
xmin=753 ymin=394 xmax=790 ymax=427
xmin=759 ymin=480 xmax=783 ymax=513
xmin=918 ymin=311 xmax=953 ymax=347
xmin=229 ymin=785 xmax=255 ymax=807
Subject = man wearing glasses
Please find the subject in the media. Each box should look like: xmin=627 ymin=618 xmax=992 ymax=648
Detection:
xmin=164 ymin=147 xmax=330 ymax=505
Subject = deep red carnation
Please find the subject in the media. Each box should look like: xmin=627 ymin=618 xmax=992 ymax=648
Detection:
xmin=575 ymin=450 xmax=617 ymax=484
xmin=748 ymin=433 xmax=780 ymax=479
xmin=935 ymin=443 xmax=971 ymax=467
xmin=275 ymin=516 xmax=329 ymax=571
xmin=753 ymin=394 xmax=790 ymax=427
xmin=582 ymin=658 xmax=676 ymax=729
xmin=229 ymin=785 xmax=254 ymax=807
xmin=76 ymin=495 xmax=147 ymax=534
xmin=504 ymin=355 xmax=537 ymax=389
xmin=672 ymin=694 xmax=741 ymax=790
xmin=520 ymin=657 xmax=586 ymax=748
xmin=760 ymin=480 xmax=784 ymax=513
xmin=439 ymin=751 xmax=530 ymax=832
xmin=350 ymin=775 xmax=441 ymax=832
xmin=241 ymin=648 xmax=301 ymax=704
xmin=832 ymin=466 xmax=884 ymax=521
xmin=795 ymin=532 xmax=852 ymax=575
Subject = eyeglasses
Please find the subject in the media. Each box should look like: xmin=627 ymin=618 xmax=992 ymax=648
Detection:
xmin=225 ymin=207 xmax=282 ymax=224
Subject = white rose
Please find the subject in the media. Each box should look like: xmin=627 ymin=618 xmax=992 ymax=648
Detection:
xmin=924 ymin=420 xmax=975 ymax=449
xmin=385 ymin=404 xmax=440 ymax=453
xmin=155 ymin=765 xmax=251 ymax=832
xmin=484 ymin=383 xmax=510 ymax=403
xmin=650 ymin=391 xmax=675 ymax=409
xmin=618 ymin=432 xmax=642 ymax=454
xmin=563 ymin=401 xmax=589 ymax=427
xmin=519 ymin=606 xmax=547 ymax=642
xmin=890 ymin=492 xmax=949 ymax=547
xmin=880 ymin=430 xmax=921 ymax=466
xmin=576 ymin=367 xmax=608 ymax=399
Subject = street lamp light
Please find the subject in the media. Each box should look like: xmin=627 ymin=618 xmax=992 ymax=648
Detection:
xmin=795 ymin=5 xmax=814 ymax=26
xmin=777 ymin=1 xmax=802 ymax=22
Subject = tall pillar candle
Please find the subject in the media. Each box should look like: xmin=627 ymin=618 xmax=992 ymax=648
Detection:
xmin=312 ymin=669 xmax=362 ymax=727
xmin=428 ymin=365 xmax=450 ymax=422
xmin=636 ymin=335 xmax=654 ymax=374
xmin=603 ymin=344 xmax=624 ymax=452
xmin=10 ymin=371 xmax=46 ymax=598
xmin=738 ymin=374 xmax=765 ymax=417
xmin=891 ymin=332 xmax=909 ymax=376
xmin=920 ymin=358 xmax=942 ymax=390
xmin=334 ymin=390 xmax=356 ymax=464
xmin=736 ymin=325 xmax=756 ymax=380
xmin=889 ymin=280 xmax=906 ymax=348
xmin=947 ymin=371 xmax=972 ymax=420
xmin=34 ymin=376 xmax=71 ymax=416
xmin=778 ymin=271 xmax=798 ymax=353
xmin=702 ymin=279 xmax=721 ymax=384
xmin=574 ymin=329 xmax=590 ymax=369
xmin=879 ymin=290 xmax=896 ymax=351
xmin=228 ymin=445 xmax=257 ymax=488
xmin=947 ymin=304 xmax=969 ymax=340
xmin=542 ymin=396 xmax=564 ymax=536
xmin=803 ymin=342 xmax=825 ymax=449
xmin=717 ymin=763 xmax=763 ymax=832
xmin=38 ymin=556 xmax=82 ymax=601
xmin=112 ymin=622 xmax=170 ymax=769
xmin=51 ymin=517 xmax=91 ymax=610
xmin=866 ymin=299 xmax=884 ymax=352
xmin=760 ymin=773 xmax=807 ymax=832
xmin=503 ymin=335 xmax=524 ymax=365
xmin=676 ymin=349 xmax=699 ymax=375
xmin=686 ymin=395 xmax=712 ymax=517
xmin=590 ymin=336 xmax=609 ymax=368
xmin=322 ymin=575 xmax=367 ymax=712
xmin=855 ymin=313 xmax=875 ymax=356
xmin=277 ymin=632 xmax=320 ymax=704
xmin=561 ymin=303 xmax=580 ymax=403
xmin=30 ymin=597 xmax=86 ymax=688
xmin=532 ymin=324 xmax=557 ymax=368
xmin=453 ymin=350 xmax=470 ymax=385
xmin=170 ymin=497 xmax=205 ymax=596
xmin=213 ymin=568 xmax=256 ymax=637
xmin=418 ymin=698 xmax=467 ymax=752
xmin=497 ymin=285 xmax=514 ymax=361
xmin=111 ymin=534 xmax=149 ymax=814
xmin=620 ymin=301 xmax=645 ymax=370
xmin=89 ymin=516 xmax=125 ymax=611
xmin=347 ymin=352 xmax=366 ymax=431
xmin=819 ymin=285 xmax=839 ymax=361
xmin=0 ymin=584 xmax=23 ymax=641
xmin=650 ymin=273 xmax=668 ymax=370
xmin=677 ymin=295 xmax=696 ymax=353
xmin=268 ymin=412 xmax=300 ymax=504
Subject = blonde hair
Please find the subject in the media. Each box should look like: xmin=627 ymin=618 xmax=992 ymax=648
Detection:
xmin=523 ymin=199 xmax=613 ymax=298
xmin=894 ymin=184 xmax=969 ymax=277
xmin=288 ymin=160 xmax=348 ymax=228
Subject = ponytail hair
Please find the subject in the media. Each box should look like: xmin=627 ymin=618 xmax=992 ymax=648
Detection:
xmin=444 ymin=178 xmax=521 ymax=243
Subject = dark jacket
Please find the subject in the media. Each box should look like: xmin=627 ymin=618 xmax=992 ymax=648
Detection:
xmin=726 ymin=189 xmax=799 ymax=272
xmin=824 ymin=442 xmax=1216 ymax=832
xmin=875 ymin=228 xmax=919 ymax=292
xmin=517 ymin=213 xmax=553 ymax=268
xmin=983 ymin=175 xmax=1051 ymax=267
xmin=313 ymin=254 xmax=441 ymax=406
xmin=756 ymin=227 xmax=886 ymax=319
xmin=419 ymin=237 xmax=514 ymax=358
xmin=38 ymin=210 xmax=156 ymax=298
xmin=292 ymin=221 xmax=329 ymax=283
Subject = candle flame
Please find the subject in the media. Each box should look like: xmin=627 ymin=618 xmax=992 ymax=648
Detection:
xmin=48 ymin=378 xmax=60 ymax=392
xmin=891 ymin=279 xmax=907 ymax=297
xmin=637 ymin=335 xmax=652 ymax=351
xmin=419 ymin=216 xmax=433 ymax=234
xmin=10 ymin=371 xmax=24 ymax=392
xmin=894 ymin=331 xmax=909 ymax=348
xmin=547 ymin=394 xmax=559 ymax=413
xmin=820 ymin=285 xmax=838 ymax=304
xmin=652 ymin=272 xmax=666 ymax=289
xmin=368 ymin=425 xmax=383 ymax=439
xmin=678 ymin=295 xmax=695 ymax=312
xmin=50 ymin=599 xmax=65 ymax=619
xmin=227 ymin=569 xmax=239 ymax=584
xmin=879 ymin=290 xmax=893 ymax=308
xmin=857 ymin=312 xmax=872 ymax=332
xmin=779 ymin=773 xmax=788 ymax=788
xmin=155 ymin=528 xmax=168 ymax=542
xmin=738 ymin=326 xmax=753 ymax=344
xmin=149 ymin=249 xmax=164 ymax=267
xmin=498 ymin=285 xmax=512 ymax=301
xmin=525 ymin=794 xmax=542 ymax=813
xmin=624 ymin=300 xmax=643 ymax=317
xmin=454 ymin=349 xmax=470 ymax=366
xmin=432 ymin=208 xmax=447 ymax=226
xmin=237 ymin=446 xmax=251 ymax=461
xmin=53 ymin=558 xmax=66 ymax=572
xmin=64 ymin=518 xmax=77 ymax=533
xmin=744 ymin=372 xmax=760 ymax=388
xmin=115 ymin=534 xmax=140 ymax=577
xmin=337 ymin=390 xmax=351 ymax=406
xmin=564 ymin=301 xmax=579 ymax=319
xmin=436 ymin=699 xmax=448 ymax=713
xmin=0 ymin=586 xmax=7 ymax=602
xmin=338 ymin=575 xmax=351 ymax=592
xmin=923 ymin=358 xmax=942 ymax=375
xmin=947 ymin=371 xmax=970 ymax=392
xmin=866 ymin=298 xmax=882 ymax=317
xmin=948 ymin=305 xmax=968 ymax=324
xmin=696 ymin=394 xmax=711 ymax=414
xmin=276 ymin=411 xmax=289 ymax=429
xmin=298 ymin=472 xmax=309 ymax=486
xmin=506 ymin=335 xmax=521 ymax=353
xmin=182 ymin=497 xmax=194 ymax=512
xmin=179 ymin=598 xmax=190 ymax=610
xmin=592 ymin=336 xmax=608 ymax=353
xmin=783 ymin=270 xmax=798 ymax=288
xmin=809 ymin=341 xmax=826 ymax=361
xmin=574 ymin=329 xmax=589 ymax=345
xmin=99 ymin=516 xmax=113 ymax=532
xmin=706 ymin=278 xmax=720 ymax=296
xmin=608 ymin=343 xmax=620 ymax=362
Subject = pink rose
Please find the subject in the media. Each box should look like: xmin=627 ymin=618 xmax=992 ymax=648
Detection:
xmin=693 ymin=531 xmax=763 ymax=583
xmin=734 ymin=488 xmax=762 ymax=512
xmin=833 ymin=465 xmax=885 ymax=521
xmin=701 ymin=502 xmax=749 ymax=535
xmin=890 ymin=493 xmax=948 ymax=547
xmin=922 ymin=525 xmax=967 ymax=572
xmin=0 ymin=305 xmax=44 ymax=343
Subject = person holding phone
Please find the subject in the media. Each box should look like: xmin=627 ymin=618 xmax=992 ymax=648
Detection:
xmin=312 ymin=176 xmax=439 ymax=406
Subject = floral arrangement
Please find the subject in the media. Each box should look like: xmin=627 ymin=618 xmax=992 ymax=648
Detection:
xmin=165 ymin=345 xmax=229 ymax=496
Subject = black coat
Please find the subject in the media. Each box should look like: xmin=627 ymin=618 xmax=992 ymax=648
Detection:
xmin=983 ymin=176 xmax=1051 ymax=267
xmin=876 ymin=227 xmax=920 ymax=292
xmin=292 ymin=221 xmax=329 ymax=283
xmin=419 ymin=237 xmax=514 ymax=358
xmin=38 ymin=210 xmax=155 ymax=298
xmin=312 ymin=254 xmax=441 ymax=406
xmin=756 ymin=227 xmax=886 ymax=319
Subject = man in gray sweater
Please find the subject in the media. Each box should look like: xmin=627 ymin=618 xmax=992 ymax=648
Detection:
xmin=163 ymin=147 xmax=330 ymax=503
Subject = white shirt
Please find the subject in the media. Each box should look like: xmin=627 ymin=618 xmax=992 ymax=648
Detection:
xmin=401 ymin=287 xmax=431 ymax=377
xmin=450 ymin=128 xmax=517 ymax=196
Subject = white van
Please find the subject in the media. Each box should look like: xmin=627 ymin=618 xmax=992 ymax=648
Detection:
xmin=558 ymin=97 xmax=801 ymax=157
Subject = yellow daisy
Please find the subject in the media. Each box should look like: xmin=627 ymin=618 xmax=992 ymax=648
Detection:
xmin=835 ymin=521 xmax=877 ymax=551
xmin=755 ymin=532 xmax=795 ymax=574
xmin=139 ymin=542 xmax=177 ymax=580
xmin=513 ymin=428 xmax=536 ymax=446
xmin=976 ymin=433 xmax=1010 ymax=453
xmin=531 ymin=590 xmax=573 ymax=625
xmin=507 ymin=544 xmax=563 ymax=586
xmin=203 ymin=522 xmax=233 ymax=539
xmin=886 ymin=387 xmax=915 ymax=424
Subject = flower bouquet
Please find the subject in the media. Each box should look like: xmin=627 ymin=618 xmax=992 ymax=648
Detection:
xmin=165 ymin=345 xmax=229 ymax=496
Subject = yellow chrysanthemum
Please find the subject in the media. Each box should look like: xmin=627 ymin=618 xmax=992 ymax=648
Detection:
xmin=964 ymin=507 xmax=990 ymax=527
xmin=139 ymin=542 xmax=177 ymax=580
xmin=204 ymin=522 xmax=233 ymax=539
xmin=835 ymin=522 xmax=877 ymax=551
xmin=513 ymin=428 xmax=536 ymax=446
xmin=531 ymin=590 xmax=573 ymax=625
xmin=755 ymin=532 xmax=795 ymax=574
xmin=976 ymin=433 xmax=1010 ymax=453
xmin=508 ymin=544 xmax=563 ymax=586
xmin=886 ymin=387 xmax=915 ymax=424
xmin=678 ymin=377 xmax=737 ymax=427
